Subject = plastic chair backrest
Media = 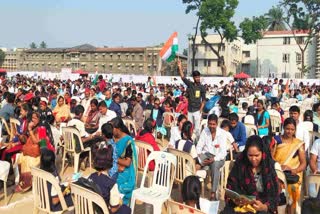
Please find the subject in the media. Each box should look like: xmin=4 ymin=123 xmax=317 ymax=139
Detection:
xmin=70 ymin=183 xmax=109 ymax=214
xmin=200 ymin=119 xmax=207 ymax=132
xmin=123 ymin=119 xmax=137 ymax=137
xmin=31 ymin=167 xmax=69 ymax=213
xmin=167 ymin=148 xmax=196 ymax=184
xmin=144 ymin=110 xmax=151 ymax=121
xmin=305 ymin=175 xmax=320 ymax=197
xmin=167 ymin=199 xmax=205 ymax=214
xmin=243 ymin=115 xmax=255 ymax=125
xmin=140 ymin=151 xmax=176 ymax=195
xmin=62 ymin=126 xmax=85 ymax=153
xmin=301 ymin=121 xmax=314 ymax=132
xmin=275 ymin=169 xmax=290 ymax=205
xmin=218 ymin=160 xmax=234 ymax=200
xmin=0 ymin=116 xmax=11 ymax=138
xmin=9 ymin=117 xmax=21 ymax=141
xmin=244 ymin=124 xmax=257 ymax=137
xmin=135 ymin=140 xmax=154 ymax=172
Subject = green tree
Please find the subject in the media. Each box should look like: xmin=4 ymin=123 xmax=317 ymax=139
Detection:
xmin=265 ymin=6 xmax=287 ymax=31
xmin=0 ymin=49 xmax=5 ymax=67
xmin=30 ymin=42 xmax=37 ymax=49
xmin=40 ymin=41 xmax=47 ymax=48
xmin=182 ymin=0 xmax=203 ymax=72
xmin=198 ymin=0 xmax=238 ymax=76
xmin=281 ymin=0 xmax=320 ymax=77
xmin=240 ymin=16 xmax=268 ymax=44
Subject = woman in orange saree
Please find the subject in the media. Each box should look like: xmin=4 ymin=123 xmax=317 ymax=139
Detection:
xmin=273 ymin=117 xmax=307 ymax=214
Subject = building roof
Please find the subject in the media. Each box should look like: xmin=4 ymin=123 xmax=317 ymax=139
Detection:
xmin=95 ymin=47 xmax=145 ymax=52
xmin=264 ymin=30 xmax=310 ymax=36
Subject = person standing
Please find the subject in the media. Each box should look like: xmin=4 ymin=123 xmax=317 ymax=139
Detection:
xmin=178 ymin=60 xmax=206 ymax=140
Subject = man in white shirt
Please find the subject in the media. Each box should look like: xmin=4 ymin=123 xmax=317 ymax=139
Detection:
xmin=271 ymin=78 xmax=279 ymax=103
xmin=196 ymin=114 xmax=227 ymax=200
xmin=289 ymin=105 xmax=310 ymax=151
xmin=96 ymin=100 xmax=117 ymax=134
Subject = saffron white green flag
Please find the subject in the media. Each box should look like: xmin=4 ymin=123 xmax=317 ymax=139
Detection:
xmin=159 ymin=32 xmax=178 ymax=62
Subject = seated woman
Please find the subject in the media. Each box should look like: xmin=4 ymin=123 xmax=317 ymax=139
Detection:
xmin=53 ymin=95 xmax=70 ymax=123
xmin=85 ymin=99 xmax=100 ymax=134
xmin=272 ymin=118 xmax=307 ymax=213
xmin=88 ymin=146 xmax=130 ymax=214
xmin=150 ymin=98 xmax=166 ymax=137
xmin=222 ymin=135 xmax=279 ymax=214
xmin=303 ymin=109 xmax=319 ymax=132
xmin=169 ymin=114 xmax=187 ymax=148
xmin=40 ymin=148 xmax=73 ymax=212
xmin=175 ymin=121 xmax=201 ymax=172
xmin=1 ymin=104 xmax=30 ymax=162
xmin=135 ymin=118 xmax=160 ymax=171
xmin=16 ymin=112 xmax=43 ymax=192
xmin=110 ymin=117 xmax=137 ymax=205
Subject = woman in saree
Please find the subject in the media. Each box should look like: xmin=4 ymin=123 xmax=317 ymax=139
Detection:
xmin=110 ymin=117 xmax=137 ymax=205
xmin=272 ymin=117 xmax=307 ymax=213
xmin=85 ymin=99 xmax=100 ymax=134
xmin=15 ymin=112 xmax=42 ymax=192
xmin=53 ymin=95 xmax=70 ymax=123
xmin=1 ymin=104 xmax=30 ymax=162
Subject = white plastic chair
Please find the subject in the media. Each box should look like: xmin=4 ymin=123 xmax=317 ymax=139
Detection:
xmin=275 ymin=167 xmax=291 ymax=213
xmin=243 ymin=115 xmax=255 ymax=125
xmin=60 ymin=126 xmax=92 ymax=175
xmin=70 ymin=183 xmax=110 ymax=214
xmin=244 ymin=124 xmax=258 ymax=137
xmin=167 ymin=148 xmax=206 ymax=196
xmin=268 ymin=110 xmax=282 ymax=135
xmin=0 ymin=161 xmax=10 ymax=205
xmin=130 ymin=151 xmax=177 ymax=214
xmin=305 ymin=174 xmax=320 ymax=198
xmin=31 ymin=167 xmax=74 ymax=214
xmin=135 ymin=140 xmax=154 ymax=187
xmin=217 ymin=160 xmax=234 ymax=200
xmin=200 ymin=119 xmax=207 ymax=132
xmin=123 ymin=119 xmax=138 ymax=137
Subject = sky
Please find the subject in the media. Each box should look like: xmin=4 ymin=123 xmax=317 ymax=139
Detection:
xmin=0 ymin=0 xmax=280 ymax=50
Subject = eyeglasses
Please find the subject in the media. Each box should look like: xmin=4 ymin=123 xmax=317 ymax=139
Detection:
xmin=154 ymin=103 xmax=160 ymax=105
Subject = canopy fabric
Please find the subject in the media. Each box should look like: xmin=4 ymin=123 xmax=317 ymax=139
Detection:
xmin=0 ymin=68 xmax=7 ymax=73
xmin=234 ymin=72 xmax=250 ymax=79
xmin=72 ymin=69 xmax=89 ymax=75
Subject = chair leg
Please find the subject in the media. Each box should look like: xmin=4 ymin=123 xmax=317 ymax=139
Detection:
xmin=201 ymin=181 xmax=205 ymax=197
xmin=33 ymin=206 xmax=39 ymax=214
xmin=153 ymin=202 xmax=163 ymax=214
xmin=60 ymin=150 xmax=66 ymax=176
xmin=74 ymin=154 xmax=80 ymax=174
xmin=89 ymin=151 xmax=92 ymax=173
xmin=130 ymin=196 xmax=136 ymax=214
xmin=4 ymin=180 xmax=7 ymax=205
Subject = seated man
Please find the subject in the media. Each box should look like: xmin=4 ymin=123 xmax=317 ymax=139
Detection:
xmin=229 ymin=113 xmax=247 ymax=152
xmin=196 ymin=114 xmax=227 ymax=201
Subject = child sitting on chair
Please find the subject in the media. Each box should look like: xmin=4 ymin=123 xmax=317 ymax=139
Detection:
xmin=88 ymin=146 xmax=131 ymax=214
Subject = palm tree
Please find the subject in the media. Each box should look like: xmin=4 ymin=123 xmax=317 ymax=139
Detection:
xmin=265 ymin=6 xmax=287 ymax=31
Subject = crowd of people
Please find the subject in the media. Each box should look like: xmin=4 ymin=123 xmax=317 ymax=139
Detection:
xmin=0 ymin=62 xmax=319 ymax=213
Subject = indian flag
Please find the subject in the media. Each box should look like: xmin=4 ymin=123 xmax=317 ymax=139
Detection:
xmin=159 ymin=32 xmax=178 ymax=62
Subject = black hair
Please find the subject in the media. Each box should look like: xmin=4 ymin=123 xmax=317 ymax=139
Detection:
xmin=40 ymin=148 xmax=56 ymax=173
xmin=242 ymin=102 xmax=248 ymax=110
xmin=110 ymin=117 xmax=130 ymax=135
xmin=98 ymin=100 xmax=107 ymax=108
xmin=90 ymin=98 xmax=98 ymax=106
xmin=140 ymin=118 xmax=155 ymax=136
xmin=7 ymin=93 xmax=15 ymax=104
xmin=94 ymin=146 xmax=113 ymax=171
xmin=182 ymin=175 xmax=201 ymax=210
xmin=220 ymin=119 xmax=231 ymax=129
xmin=207 ymin=113 xmax=218 ymax=122
xmin=289 ymin=105 xmax=300 ymax=114
xmin=181 ymin=121 xmax=193 ymax=141
xmin=177 ymin=114 xmax=187 ymax=125
xmin=101 ymin=123 xmax=113 ymax=139
xmin=283 ymin=117 xmax=296 ymax=129
xmin=303 ymin=110 xmax=313 ymax=122
xmin=229 ymin=112 xmax=239 ymax=122
xmin=192 ymin=70 xmax=201 ymax=77
xmin=74 ymin=105 xmax=85 ymax=116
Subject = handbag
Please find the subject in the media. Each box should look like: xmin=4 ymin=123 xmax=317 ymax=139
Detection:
xmin=283 ymin=170 xmax=299 ymax=184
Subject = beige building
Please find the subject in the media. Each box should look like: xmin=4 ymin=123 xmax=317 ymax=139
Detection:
xmin=1 ymin=48 xmax=25 ymax=71
xmin=16 ymin=44 xmax=186 ymax=76
xmin=187 ymin=34 xmax=242 ymax=76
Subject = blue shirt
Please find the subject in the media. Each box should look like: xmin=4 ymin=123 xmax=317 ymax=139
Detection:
xmin=230 ymin=121 xmax=247 ymax=147
xmin=105 ymin=98 xmax=112 ymax=108
xmin=108 ymin=139 xmax=118 ymax=179
xmin=257 ymin=111 xmax=270 ymax=136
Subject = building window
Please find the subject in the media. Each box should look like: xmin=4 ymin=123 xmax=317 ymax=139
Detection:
xmin=296 ymin=53 xmax=302 ymax=63
xmin=110 ymin=54 xmax=113 ymax=59
xmin=118 ymin=54 xmax=121 ymax=60
xmin=243 ymin=51 xmax=250 ymax=57
xmin=132 ymin=55 xmax=135 ymax=60
xmin=283 ymin=37 xmax=291 ymax=45
xmin=139 ymin=55 xmax=143 ymax=60
xmin=194 ymin=59 xmax=198 ymax=67
xmin=204 ymin=60 xmax=207 ymax=67
xmin=296 ymin=37 xmax=304 ymax=45
xmin=207 ymin=60 xmax=211 ymax=67
xmin=283 ymin=53 xmax=290 ymax=63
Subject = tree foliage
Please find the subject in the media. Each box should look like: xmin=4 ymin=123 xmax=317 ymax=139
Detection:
xmin=40 ymin=41 xmax=47 ymax=49
xmin=240 ymin=16 xmax=268 ymax=44
xmin=265 ymin=6 xmax=287 ymax=31
xmin=281 ymin=0 xmax=320 ymax=76
xmin=0 ymin=49 xmax=5 ymax=66
xmin=30 ymin=42 xmax=37 ymax=49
